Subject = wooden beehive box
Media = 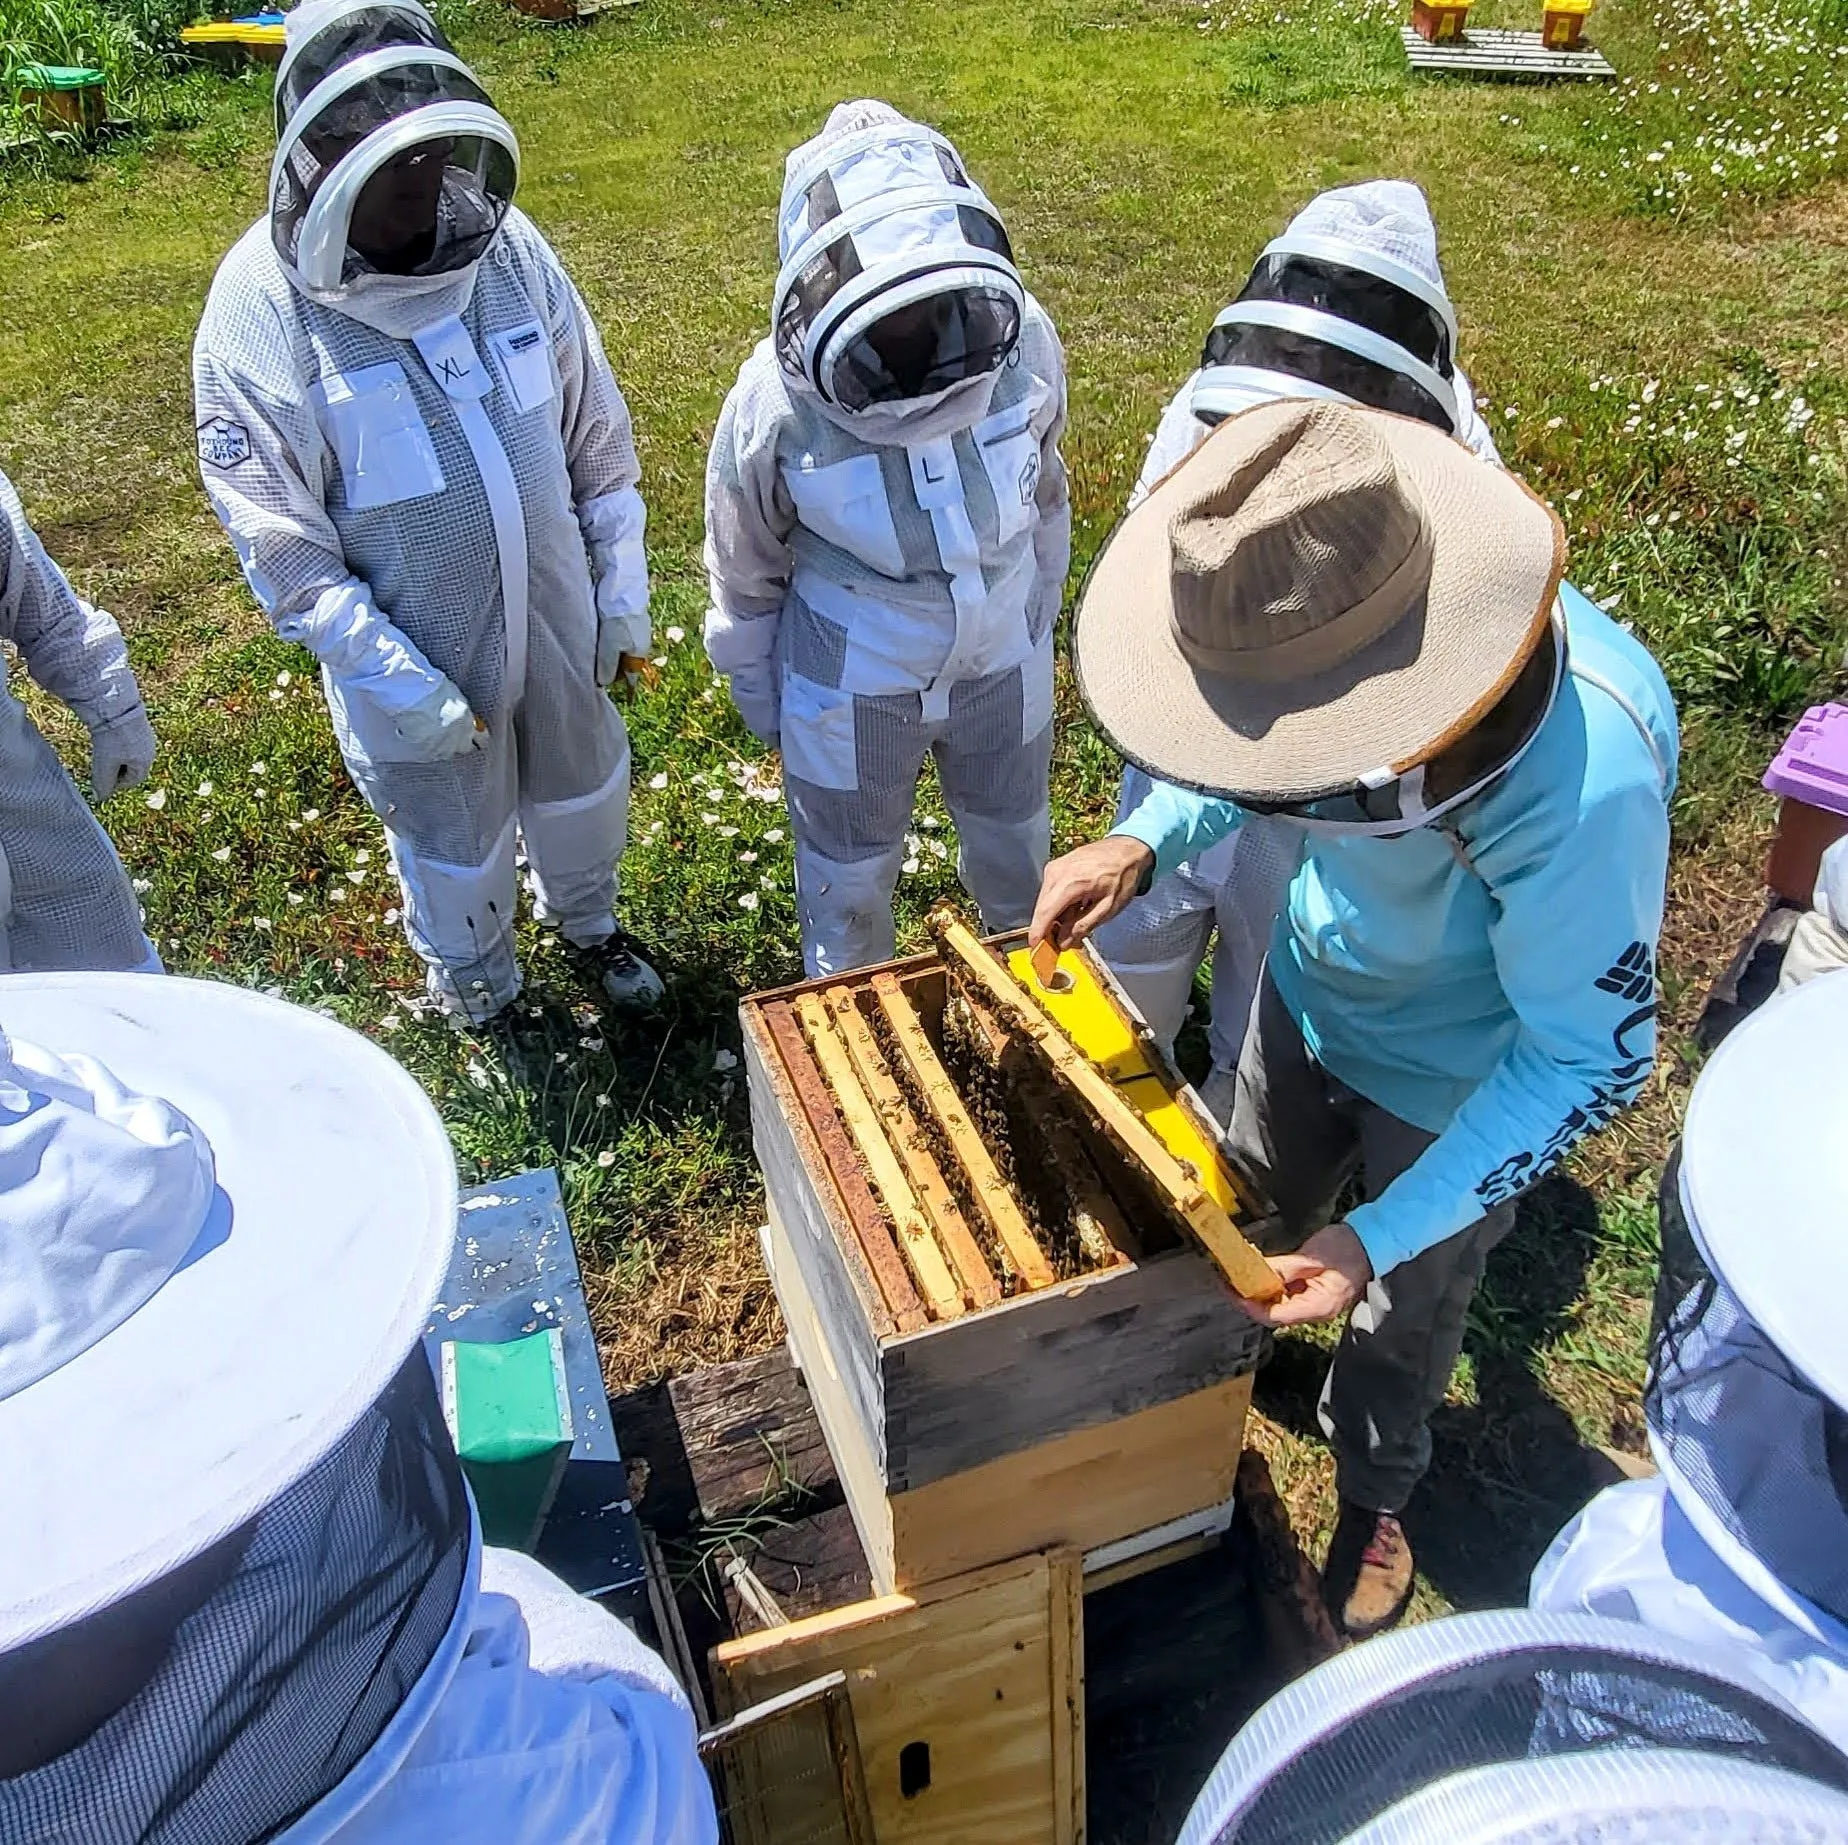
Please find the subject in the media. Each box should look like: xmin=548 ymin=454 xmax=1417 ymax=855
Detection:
xmin=742 ymin=930 xmax=1274 ymax=1594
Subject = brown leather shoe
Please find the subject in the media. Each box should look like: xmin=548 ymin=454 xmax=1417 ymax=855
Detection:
xmin=1323 ymin=1501 xmax=1415 ymax=1639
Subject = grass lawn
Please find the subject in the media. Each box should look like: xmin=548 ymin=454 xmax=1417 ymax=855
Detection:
xmin=2 ymin=0 xmax=1845 ymax=1620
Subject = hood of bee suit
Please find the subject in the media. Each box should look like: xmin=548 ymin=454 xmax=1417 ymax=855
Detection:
xmin=1193 ymin=179 xmax=1464 ymax=433
xmin=771 ymin=99 xmax=1027 ymax=444
xmin=268 ymin=0 xmax=519 ymax=335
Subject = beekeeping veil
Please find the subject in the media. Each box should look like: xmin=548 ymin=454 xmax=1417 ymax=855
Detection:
xmin=1193 ymin=180 xmax=1463 ymax=434
xmin=1173 ymin=1608 xmax=1848 ymax=1843
xmin=1647 ymin=971 xmax=1848 ymax=1638
xmin=0 ymin=974 xmax=465 ymax=1843
xmin=772 ymin=100 xmax=1025 ymax=440
xmin=269 ymin=0 xmax=518 ymax=310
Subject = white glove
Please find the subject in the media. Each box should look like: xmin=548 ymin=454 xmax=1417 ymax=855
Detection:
xmin=89 ymin=704 xmax=157 ymax=800
xmin=726 ymin=662 xmax=780 ymax=747
xmin=384 ymin=675 xmax=483 ymax=761
xmin=595 ymin=609 xmax=650 ymax=688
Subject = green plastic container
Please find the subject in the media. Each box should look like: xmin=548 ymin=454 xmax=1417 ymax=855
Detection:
xmin=14 ymin=64 xmax=106 ymax=134
xmin=439 ymin=1329 xmax=575 ymax=1552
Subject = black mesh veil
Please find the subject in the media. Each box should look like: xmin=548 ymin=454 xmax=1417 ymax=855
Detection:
xmin=1177 ymin=1610 xmax=1848 ymax=1845
xmin=268 ymin=3 xmax=516 ymax=292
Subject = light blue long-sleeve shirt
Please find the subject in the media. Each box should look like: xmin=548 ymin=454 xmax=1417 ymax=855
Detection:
xmin=1112 ymin=586 xmax=1678 ymax=1275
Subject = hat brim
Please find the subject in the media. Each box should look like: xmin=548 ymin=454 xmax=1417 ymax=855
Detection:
xmin=1680 ymin=971 xmax=1848 ymax=1411
xmin=1072 ymin=405 xmax=1566 ymax=803
xmin=0 ymin=975 xmax=457 ymax=1650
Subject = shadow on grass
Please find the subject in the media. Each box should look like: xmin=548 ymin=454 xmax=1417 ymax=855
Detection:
xmin=1252 ymin=1172 xmax=1636 ymax=1611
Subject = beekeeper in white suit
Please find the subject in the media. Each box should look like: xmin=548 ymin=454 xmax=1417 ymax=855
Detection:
xmin=0 ymin=465 xmax=159 ymax=974
xmin=193 ymin=0 xmax=661 ymax=1024
xmin=1532 ymin=972 xmax=1848 ymax=1748
xmin=1094 ymin=181 xmax=1499 ymax=1118
xmin=705 ymin=100 xmax=1070 ymax=976
xmin=0 ymin=972 xmax=716 ymax=1842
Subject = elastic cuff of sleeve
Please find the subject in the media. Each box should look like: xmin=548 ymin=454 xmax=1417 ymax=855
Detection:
xmin=1344 ymin=1202 xmax=1408 ymax=1278
xmin=1108 ymin=818 xmax=1166 ymax=886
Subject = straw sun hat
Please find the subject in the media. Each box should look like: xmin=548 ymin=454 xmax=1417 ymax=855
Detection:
xmin=1073 ymin=398 xmax=1566 ymax=803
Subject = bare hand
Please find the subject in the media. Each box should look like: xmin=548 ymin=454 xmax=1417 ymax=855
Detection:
xmin=1242 ymin=1222 xmax=1374 ymax=1328
xmin=1027 ymin=837 xmax=1155 ymax=952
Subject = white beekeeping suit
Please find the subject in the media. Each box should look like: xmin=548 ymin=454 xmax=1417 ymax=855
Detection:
xmin=1532 ymin=974 xmax=1848 ymax=1749
xmin=1092 ymin=180 xmax=1498 ymax=1110
xmin=704 ymin=100 xmax=1070 ymax=976
xmin=193 ymin=0 xmax=661 ymax=1023
xmin=0 ymin=466 xmax=158 ymax=975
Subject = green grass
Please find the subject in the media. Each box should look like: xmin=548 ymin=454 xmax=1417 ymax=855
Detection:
xmin=2 ymin=0 xmax=1845 ymax=1615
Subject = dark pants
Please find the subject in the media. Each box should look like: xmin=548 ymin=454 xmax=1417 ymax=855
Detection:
xmin=1226 ymin=973 xmax=1515 ymax=1513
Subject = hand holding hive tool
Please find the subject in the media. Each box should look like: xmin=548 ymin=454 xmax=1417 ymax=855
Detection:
xmin=929 ymin=907 xmax=1284 ymax=1304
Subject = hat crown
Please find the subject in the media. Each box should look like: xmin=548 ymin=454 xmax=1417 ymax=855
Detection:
xmin=0 ymin=1034 xmax=215 ymax=1403
xmin=1167 ymin=403 xmax=1433 ymax=682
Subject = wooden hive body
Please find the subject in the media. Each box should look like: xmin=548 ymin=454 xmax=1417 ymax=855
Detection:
xmin=742 ymin=940 xmax=1268 ymax=1594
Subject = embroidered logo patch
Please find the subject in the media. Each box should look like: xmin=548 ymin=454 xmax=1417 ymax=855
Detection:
xmin=1017 ymin=452 xmax=1041 ymax=506
xmin=197 ymin=416 xmax=251 ymax=470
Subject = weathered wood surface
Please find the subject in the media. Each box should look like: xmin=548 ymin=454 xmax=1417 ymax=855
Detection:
xmin=1399 ymin=23 xmax=1615 ymax=76
xmin=872 ymin=971 xmax=1055 ymax=1290
xmin=745 ymin=1020 xmax=893 ymax=1476
xmin=882 ymin=1248 xmax=1265 ymax=1492
xmin=668 ymin=1349 xmax=839 ymax=1524
xmin=760 ymin=1216 xmax=898 ymax=1590
xmin=723 ymin=1502 xmax=872 ymax=1632
xmin=758 ymin=1000 xmax=921 ymax=1333
xmin=714 ymin=1548 xmax=1085 ymax=1845
xmin=795 ymin=991 xmax=965 ymax=1321
xmin=827 ymin=987 xmax=1001 ymax=1311
xmin=932 ymin=912 xmax=1281 ymax=1303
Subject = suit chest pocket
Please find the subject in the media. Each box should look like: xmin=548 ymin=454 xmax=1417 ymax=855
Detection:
xmin=490 ymin=320 xmax=557 ymax=416
xmin=975 ymin=397 xmax=1043 ymax=546
xmin=781 ymin=453 xmax=907 ymax=579
xmin=314 ymin=362 xmax=446 ymax=511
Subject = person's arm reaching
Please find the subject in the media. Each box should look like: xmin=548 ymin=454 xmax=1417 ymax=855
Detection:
xmin=1343 ymin=774 xmax=1668 ymax=1275
xmin=0 ymin=469 xmax=156 ymax=800
xmin=702 ymin=370 xmax=795 ymax=746
xmin=192 ymin=336 xmax=478 ymax=762
xmin=1028 ymin=779 xmax=1247 ymax=950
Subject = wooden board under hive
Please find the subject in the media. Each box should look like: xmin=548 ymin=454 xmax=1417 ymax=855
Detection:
xmin=741 ymin=931 xmax=1273 ymax=1593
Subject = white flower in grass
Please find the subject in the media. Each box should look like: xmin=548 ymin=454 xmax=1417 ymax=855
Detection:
xmin=739 ymin=850 xmax=758 ymax=864
xmin=651 ymin=656 xmax=667 ymax=668
xmin=303 ymin=808 xmax=320 ymax=823
xmin=346 ymin=869 xmax=366 ymax=884
xmin=648 ymin=771 xmax=668 ymax=790
xmin=276 ymin=670 xmax=292 ymax=687
xmin=902 ymin=858 xmax=921 ymax=876
xmin=132 ymin=878 xmax=151 ymax=894
xmin=596 ymin=1149 xmax=616 ymax=1169
xmin=252 ymin=761 xmax=266 ymax=776
xmin=287 ymin=892 xmax=304 ymax=906
xmin=378 ymin=1010 xmax=400 ymax=1030
xmin=197 ymin=781 xmax=213 ymax=797
xmin=328 ymin=887 xmax=345 ymax=903
xmin=269 ymin=689 xmax=284 ymax=703
xmin=665 ymin=625 xmax=685 ymax=644
xmin=466 ymin=1059 xmax=491 ymax=1090
xmin=211 ymin=846 xmax=232 ymax=863
xmin=145 ymin=788 xmax=167 ymax=810
xmin=719 ymin=825 xmax=739 ymax=838
xmin=355 ymin=848 xmax=370 ymax=865
xmin=764 ymin=828 xmax=784 ymax=844
xmin=738 ymin=892 xmax=760 ymax=911
xmin=713 ymin=1048 xmax=738 ymax=1072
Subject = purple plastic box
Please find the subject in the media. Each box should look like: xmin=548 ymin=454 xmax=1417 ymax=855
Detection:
xmin=1764 ymin=703 xmax=1848 ymax=818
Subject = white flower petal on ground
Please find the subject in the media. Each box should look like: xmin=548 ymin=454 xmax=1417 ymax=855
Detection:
xmin=302 ymin=808 xmax=320 ymax=823
xmin=252 ymin=761 xmax=266 ymax=776
xmin=355 ymin=848 xmax=369 ymax=865
xmin=763 ymin=828 xmax=784 ymax=843
xmin=346 ymin=869 xmax=366 ymax=884
xmin=145 ymin=789 xmax=167 ymax=810
xmin=384 ymin=907 xmax=400 ymax=924
xmin=596 ymin=1150 xmax=616 ymax=1169
xmin=902 ymin=857 xmax=921 ymax=876
xmin=276 ymin=670 xmax=291 ymax=687
xmin=718 ymin=825 xmax=739 ymax=838
xmin=648 ymin=771 xmax=668 ymax=790
xmin=197 ymin=781 xmax=213 ymax=797
xmin=287 ymin=892 xmax=304 ymax=906
xmin=738 ymin=892 xmax=760 ymax=911
xmin=739 ymin=850 xmax=757 ymax=864
xmin=211 ymin=846 xmax=231 ymax=863
xmin=665 ymin=625 xmax=685 ymax=644
xmin=132 ymin=878 xmax=151 ymax=894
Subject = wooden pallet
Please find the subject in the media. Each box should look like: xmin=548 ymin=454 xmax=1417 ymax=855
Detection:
xmin=1399 ymin=25 xmax=1615 ymax=78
